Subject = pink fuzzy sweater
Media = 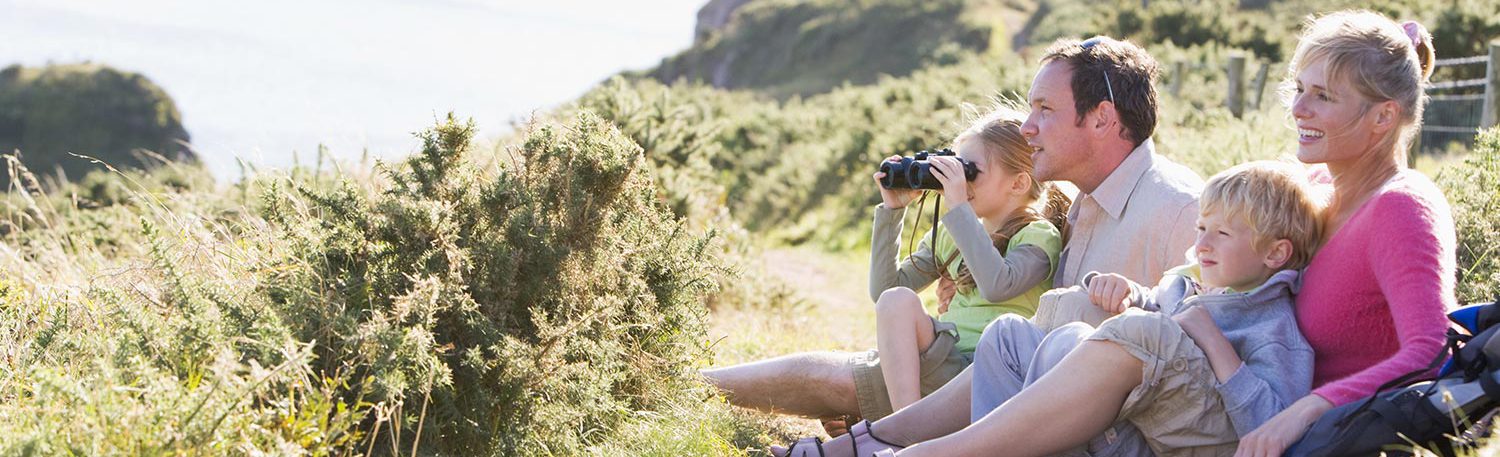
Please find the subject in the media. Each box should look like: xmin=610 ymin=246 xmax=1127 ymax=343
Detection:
xmin=1296 ymin=170 xmax=1457 ymax=406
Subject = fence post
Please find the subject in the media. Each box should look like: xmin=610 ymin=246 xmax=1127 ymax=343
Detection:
xmin=1228 ymin=53 xmax=1246 ymax=118
xmin=1483 ymin=39 xmax=1500 ymax=130
xmin=1250 ymin=60 xmax=1271 ymax=110
xmin=1171 ymin=60 xmax=1185 ymax=97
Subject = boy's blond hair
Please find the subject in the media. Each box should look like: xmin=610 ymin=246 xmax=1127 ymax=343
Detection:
xmin=1200 ymin=161 xmax=1324 ymax=271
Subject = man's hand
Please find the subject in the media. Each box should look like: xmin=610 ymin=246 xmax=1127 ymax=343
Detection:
xmin=936 ymin=276 xmax=956 ymax=314
xmin=1086 ymin=273 xmax=1135 ymax=314
xmin=874 ymin=155 xmax=923 ymax=209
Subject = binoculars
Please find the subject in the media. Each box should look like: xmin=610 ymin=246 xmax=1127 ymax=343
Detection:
xmin=878 ymin=149 xmax=979 ymax=190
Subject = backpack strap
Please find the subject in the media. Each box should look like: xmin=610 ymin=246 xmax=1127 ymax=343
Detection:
xmin=1338 ymin=333 xmax=1461 ymax=427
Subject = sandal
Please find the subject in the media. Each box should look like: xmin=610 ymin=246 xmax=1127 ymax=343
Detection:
xmin=848 ymin=420 xmax=904 ymax=457
xmin=776 ymin=437 xmax=825 ymax=456
xmin=773 ymin=421 xmax=904 ymax=457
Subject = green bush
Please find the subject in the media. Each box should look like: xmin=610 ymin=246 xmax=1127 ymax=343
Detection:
xmin=1438 ymin=127 xmax=1500 ymax=304
xmin=258 ymin=112 xmax=722 ymax=454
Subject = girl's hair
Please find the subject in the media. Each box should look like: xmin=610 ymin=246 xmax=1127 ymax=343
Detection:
xmin=936 ymin=101 xmax=1072 ymax=291
xmin=1282 ymin=10 xmax=1434 ymax=226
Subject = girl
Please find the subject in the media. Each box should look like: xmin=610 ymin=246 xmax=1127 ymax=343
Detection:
xmin=861 ymin=103 xmax=1069 ymax=417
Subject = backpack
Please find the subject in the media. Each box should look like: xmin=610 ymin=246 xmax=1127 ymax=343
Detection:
xmin=1285 ymin=299 xmax=1500 ymax=457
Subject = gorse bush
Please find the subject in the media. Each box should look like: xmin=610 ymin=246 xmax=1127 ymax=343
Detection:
xmin=1439 ymin=127 xmax=1500 ymax=304
xmin=0 ymin=111 xmax=748 ymax=455
xmin=259 ymin=112 xmax=722 ymax=454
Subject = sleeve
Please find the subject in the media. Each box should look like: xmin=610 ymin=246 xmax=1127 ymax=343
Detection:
xmin=869 ymin=203 xmax=942 ymax=302
xmin=1216 ymin=344 xmax=1316 ymax=436
xmin=1311 ymin=191 xmax=1456 ymax=406
xmin=940 ymin=202 xmax=1057 ymax=303
xmin=1079 ymin=271 xmax=1174 ymax=313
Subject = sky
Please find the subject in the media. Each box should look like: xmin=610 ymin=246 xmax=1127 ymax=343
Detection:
xmin=0 ymin=0 xmax=705 ymax=180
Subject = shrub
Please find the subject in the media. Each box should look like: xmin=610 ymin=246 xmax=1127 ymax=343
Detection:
xmin=1438 ymin=127 xmax=1500 ymax=304
xmin=258 ymin=112 xmax=722 ymax=454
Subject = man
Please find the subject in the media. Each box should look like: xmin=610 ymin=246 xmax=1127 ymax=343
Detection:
xmin=712 ymin=37 xmax=1202 ymax=456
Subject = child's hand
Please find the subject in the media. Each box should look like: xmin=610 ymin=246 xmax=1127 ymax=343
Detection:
xmin=925 ymin=156 xmax=969 ymax=203
xmin=1173 ymin=306 xmax=1241 ymax=382
xmin=874 ymin=155 xmax=923 ymax=209
xmin=936 ymin=277 xmax=956 ymax=314
xmin=1086 ymin=273 xmax=1135 ymax=313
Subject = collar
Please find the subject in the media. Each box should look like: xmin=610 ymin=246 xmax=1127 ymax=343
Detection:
xmin=1083 ymin=138 xmax=1156 ymax=220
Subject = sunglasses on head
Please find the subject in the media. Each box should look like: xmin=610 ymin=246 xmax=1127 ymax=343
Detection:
xmin=1080 ymin=37 xmax=1117 ymax=105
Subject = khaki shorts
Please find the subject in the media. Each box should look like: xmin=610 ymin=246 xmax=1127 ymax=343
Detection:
xmin=1087 ymin=309 xmax=1239 ymax=457
xmin=850 ymin=317 xmax=971 ymax=420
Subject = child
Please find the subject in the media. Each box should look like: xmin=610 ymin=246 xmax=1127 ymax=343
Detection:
xmin=1066 ymin=160 xmax=1322 ymax=454
xmin=859 ymin=104 xmax=1070 ymax=420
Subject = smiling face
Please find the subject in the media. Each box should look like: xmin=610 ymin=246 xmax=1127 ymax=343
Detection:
xmin=1022 ymin=61 xmax=1094 ymax=185
xmin=1193 ymin=210 xmax=1282 ymax=291
xmin=954 ymin=135 xmax=1025 ymax=220
xmin=1291 ymin=57 xmax=1381 ymax=168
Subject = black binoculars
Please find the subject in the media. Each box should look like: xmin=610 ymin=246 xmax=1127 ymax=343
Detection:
xmin=878 ymin=149 xmax=979 ymax=190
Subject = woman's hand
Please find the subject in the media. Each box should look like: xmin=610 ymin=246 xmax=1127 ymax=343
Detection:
xmin=926 ymin=156 xmax=970 ymax=203
xmin=1235 ymin=395 xmax=1333 ymax=457
xmin=874 ymin=155 xmax=923 ymax=209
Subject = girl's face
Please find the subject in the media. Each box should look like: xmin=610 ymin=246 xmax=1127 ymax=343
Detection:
xmin=955 ymin=136 xmax=1026 ymax=220
xmin=1291 ymin=58 xmax=1381 ymax=167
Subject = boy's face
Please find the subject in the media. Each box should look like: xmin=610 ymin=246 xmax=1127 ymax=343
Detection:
xmin=1193 ymin=210 xmax=1282 ymax=291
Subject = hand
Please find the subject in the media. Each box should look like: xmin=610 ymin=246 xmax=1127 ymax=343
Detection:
xmin=1086 ymin=273 xmax=1135 ymax=313
xmin=1171 ymin=306 xmax=1217 ymax=340
xmin=874 ymin=155 xmax=923 ymax=209
xmin=925 ymin=156 xmax=970 ymax=203
xmin=1235 ymin=395 xmax=1333 ymax=457
xmin=936 ymin=277 xmax=956 ymax=314
xmin=1173 ymin=306 xmax=1240 ymax=382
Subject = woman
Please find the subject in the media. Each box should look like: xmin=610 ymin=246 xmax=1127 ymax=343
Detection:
xmin=1235 ymin=10 xmax=1454 ymax=456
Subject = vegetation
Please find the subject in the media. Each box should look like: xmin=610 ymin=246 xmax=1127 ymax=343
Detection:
xmin=0 ymin=63 xmax=194 ymax=187
xmin=2 ymin=0 xmax=1499 ymax=454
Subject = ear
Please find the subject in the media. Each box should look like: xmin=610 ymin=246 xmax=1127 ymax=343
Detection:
xmin=1262 ymin=239 xmax=1294 ymax=270
xmin=1370 ymin=100 xmax=1401 ymax=135
xmin=1010 ymin=171 xmax=1034 ymax=195
xmin=1091 ymin=101 xmax=1116 ymax=135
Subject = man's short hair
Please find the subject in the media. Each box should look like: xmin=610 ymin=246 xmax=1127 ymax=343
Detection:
xmin=1201 ymin=161 xmax=1324 ymax=271
xmin=1040 ymin=37 xmax=1160 ymax=147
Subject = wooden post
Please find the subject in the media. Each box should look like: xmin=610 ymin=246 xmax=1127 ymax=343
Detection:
xmin=1171 ymin=60 xmax=1185 ymax=97
xmin=1250 ymin=60 xmax=1271 ymax=110
xmin=1228 ymin=53 xmax=1246 ymax=118
xmin=1482 ymin=39 xmax=1500 ymax=130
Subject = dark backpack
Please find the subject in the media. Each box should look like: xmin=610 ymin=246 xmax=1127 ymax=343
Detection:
xmin=1285 ymin=300 xmax=1500 ymax=457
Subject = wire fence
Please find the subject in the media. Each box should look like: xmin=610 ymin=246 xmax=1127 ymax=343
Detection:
xmin=1419 ymin=50 xmax=1497 ymax=153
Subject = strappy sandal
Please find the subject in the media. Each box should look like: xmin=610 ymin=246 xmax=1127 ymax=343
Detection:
xmin=847 ymin=420 xmax=904 ymax=457
xmin=778 ymin=437 xmax=825 ymax=456
xmin=773 ymin=421 xmax=904 ymax=457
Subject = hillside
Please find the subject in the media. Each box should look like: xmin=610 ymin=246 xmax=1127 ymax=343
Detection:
xmin=646 ymin=0 xmax=1011 ymax=99
xmin=0 ymin=63 xmax=195 ymax=186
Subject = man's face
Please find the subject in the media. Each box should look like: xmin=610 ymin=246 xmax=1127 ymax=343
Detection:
xmin=1022 ymin=61 xmax=1093 ymax=184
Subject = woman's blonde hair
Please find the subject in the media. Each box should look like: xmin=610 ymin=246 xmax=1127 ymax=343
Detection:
xmin=936 ymin=100 xmax=1072 ymax=291
xmin=1282 ymin=10 xmax=1435 ymax=225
